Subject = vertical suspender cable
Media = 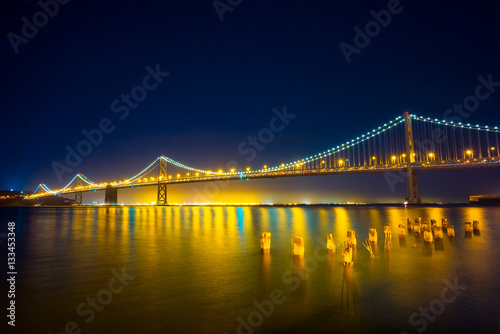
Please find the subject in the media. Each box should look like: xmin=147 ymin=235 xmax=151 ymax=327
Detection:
xmin=357 ymin=142 xmax=360 ymax=167
xmin=486 ymin=130 xmax=491 ymax=158
xmin=460 ymin=127 xmax=465 ymax=159
xmin=477 ymin=129 xmax=482 ymax=158
xmin=496 ymin=131 xmax=499 ymax=158
xmin=452 ymin=125 xmax=457 ymax=160
xmin=468 ymin=127 xmax=472 ymax=150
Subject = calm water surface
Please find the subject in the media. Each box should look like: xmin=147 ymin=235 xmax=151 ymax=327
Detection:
xmin=2 ymin=206 xmax=500 ymax=334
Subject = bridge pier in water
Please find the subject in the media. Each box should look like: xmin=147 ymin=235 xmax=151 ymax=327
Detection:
xmin=105 ymin=185 xmax=118 ymax=205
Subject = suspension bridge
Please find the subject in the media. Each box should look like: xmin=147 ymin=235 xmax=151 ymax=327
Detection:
xmin=28 ymin=112 xmax=500 ymax=205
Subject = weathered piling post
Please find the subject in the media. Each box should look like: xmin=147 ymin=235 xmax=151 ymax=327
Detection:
xmin=424 ymin=228 xmax=434 ymax=243
xmin=347 ymin=230 xmax=357 ymax=247
xmin=343 ymin=241 xmax=353 ymax=265
xmin=472 ymin=220 xmax=481 ymax=236
xmin=261 ymin=232 xmax=271 ymax=251
xmin=465 ymin=222 xmax=473 ymax=233
xmin=442 ymin=218 xmax=448 ymax=229
xmin=447 ymin=225 xmax=455 ymax=238
xmin=421 ymin=221 xmax=428 ymax=231
xmin=293 ymin=236 xmax=304 ymax=257
xmin=383 ymin=226 xmax=392 ymax=252
xmin=368 ymin=228 xmax=377 ymax=243
xmin=432 ymin=224 xmax=438 ymax=236
xmin=430 ymin=219 xmax=437 ymax=228
xmin=464 ymin=222 xmax=473 ymax=238
xmin=414 ymin=222 xmax=421 ymax=236
xmin=327 ymin=233 xmax=335 ymax=253
xmin=415 ymin=217 xmax=421 ymax=225
xmin=399 ymin=225 xmax=407 ymax=247
xmin=434 ymin=226 xmax=443 ymax=240
xmin=384 ymin=226 xmax=392 ymax=241
xmin=473 ymin=221 xmax=480 ymax=231
xmin=407 ymin=218 xmax=413 ymax=231
xmin=398 ymin=224 xmax=406 ymax=238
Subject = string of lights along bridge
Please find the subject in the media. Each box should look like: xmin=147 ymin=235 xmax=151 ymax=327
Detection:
xmin=29 ymin=112 xmax=500 ymax=205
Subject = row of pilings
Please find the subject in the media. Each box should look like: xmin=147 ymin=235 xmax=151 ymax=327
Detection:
xmin=260 ymin=218 xmax=481 ymax=265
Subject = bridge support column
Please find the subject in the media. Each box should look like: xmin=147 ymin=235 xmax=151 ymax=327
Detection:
xmin=75 ymin=174 xmax=83 ymax=205
xmin=104 ymin=185 xmax=118 ymax=205
xmin=75 ymin=192 xmax=82 ymax=205
xmin=404 ymin=112 xmax=422 ymax=204
xmin=157 ymin=156 xmax=168 ymax=205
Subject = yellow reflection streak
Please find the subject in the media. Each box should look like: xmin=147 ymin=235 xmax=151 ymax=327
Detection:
xmin=333 ymin=207 xmax=350 ymax=244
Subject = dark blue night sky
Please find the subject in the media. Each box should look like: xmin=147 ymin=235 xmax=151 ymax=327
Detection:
xmin=1 ymin=0 xmax=500 ymax=202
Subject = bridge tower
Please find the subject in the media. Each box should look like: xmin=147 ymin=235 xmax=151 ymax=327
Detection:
xmin=104 ymin=185 xmax=118 ymax=205
xmin=157 ymin=156 xmax=167 ymax=205
xmin=403 ymin=112 xmax=422 ymax=204
xmin=75 ymin=174 xmax=83 ymax=205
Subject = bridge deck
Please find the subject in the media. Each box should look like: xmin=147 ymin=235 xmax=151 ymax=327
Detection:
xmin=32 ymin=157 xmax=500 ymax=197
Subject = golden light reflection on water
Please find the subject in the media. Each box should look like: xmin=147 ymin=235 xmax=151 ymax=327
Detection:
xmin=317 ymin=207 xmax=329 ymax=228
xmin=14 ymin=206 xmax=500 ymax=334
xmin=386 ymin=207 xmax=406 ymax=229
xmin=290 ymin=207 xmax=307 ymax=238
xmin=333 ymin=206 xmax=350 ymax=244
xmin=367 ymin=207 xmax=384 ymax=228
xmin=260 ymin=250 xmax=273 ymax=293
xmin=258 ymin=207 xmax=270 ymax=232
xmin=276 ymin=206 xmax=287 ymax=226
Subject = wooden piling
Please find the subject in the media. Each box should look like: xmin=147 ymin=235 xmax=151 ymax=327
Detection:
xmin=465 ymin=222 xmax=473 ymax=233
xmin=414 ymin=222 xmax=421 ymax=236
xmin=293 ymin=236 xmax=304 ymax=257
xmin=434 ymin=226 xmax=443 ymax=240
xmin=343 ymin=241 xmax=353 ymax=265
xmin=384 ymin=226 xmax=391 ymax=240
xmin=447 ymin=225 xmax=455 ymax=238
xmin=347 ymin=230 xmax=357 ymax=247
xmin=398 ymin=224 xmax=406 ymax=238
xmin=260 ymin=232 xmax=271 ymax=251
xmin=473 ymin=221 xmax=480 ymax=231
xmin=407 ymin=219 xmax=413 ymax=231
xmin=327 ymin=233 xmax=335 ymax=253
xmin=424 ymin=229 xmax=434 ymax=243
xmin=368 ymin=228 xmax=377 ymax=243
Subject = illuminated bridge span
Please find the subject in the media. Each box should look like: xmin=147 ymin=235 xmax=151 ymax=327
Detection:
xmin=29 ymin=112 xmax=500 ymax=205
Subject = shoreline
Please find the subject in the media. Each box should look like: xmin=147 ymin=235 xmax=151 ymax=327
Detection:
xmin=1 ymin=203 xmax=499 ymax=208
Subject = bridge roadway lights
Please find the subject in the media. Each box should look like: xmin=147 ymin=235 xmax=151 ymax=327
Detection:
xmin=104 ymin=185 xmax=118 ymax=205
